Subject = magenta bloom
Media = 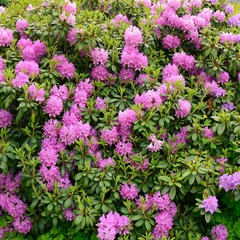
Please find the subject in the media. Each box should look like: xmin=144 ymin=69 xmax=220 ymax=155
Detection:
xmin=12 ymin=72 xmax=29 ymax=88
xmin=203 ymin=127 xmax=214 ymax=139
xmin=91 ymin=48 xmax=108 ymax=66
xmin=0 ymin=28 xmax=13 ymax=46
xmin=97 ymin=212 xmax=131 ymax=240
xmin=211 ymin=224 xmax=228 ymax=240
xmin=52 ymin=55 xmax=75 ymax=79
xmin=119 ymin=183 xmax=139 ymax=200
xmin=16 ymin=19 xmax=29 ymax=34
xmin=15 ymin=60 xmax=40 ymax=76
xmin=124 ymin=26 xmax=142 ymax=46
xmin=101 ymin=127 xmax=119 ymax=145
xmin=175 ymin=99 xmax=191 ymax=118
xmin=201 ymin=196 xmax=218 ymax=214
xmin=44 ymin=96 xmax=63 ymax=117
xmin=147 ymin=134 xmax=164 ymax=152
xmin=97 ymin=157 xmax=115 ymax=170
xmin=162 ymin=34 xmax=181 ymax=50
xmin=91 ymin=65 xmax=109 ymax=81
xmin=0 ymin=109 xmax=12 ymax=128
xmin=116 ymin=141 xmax=133 ymax=156
xmin=121 ymin=45 xmax=148 ymax=70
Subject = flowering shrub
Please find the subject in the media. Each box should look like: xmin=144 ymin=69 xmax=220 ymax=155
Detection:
xmin=0 ymin=0 xmax=240 ymax=239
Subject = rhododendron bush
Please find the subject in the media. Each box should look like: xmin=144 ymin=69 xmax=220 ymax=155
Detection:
xmin=0 ymin=0 xmax=240 ymax=239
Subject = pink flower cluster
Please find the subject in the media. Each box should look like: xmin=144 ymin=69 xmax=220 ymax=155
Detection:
xmin=121 ymin=26 xmax=148 ymax=70
xmin=0 ymin=173 xmax=32 ymax=238
xmin=91 ymin=48 xmax=108 ymax=66
xmin=204 ymin=81 xmax=226 ymax=98
xmin=16 ymin=19 xmax=29 ymax=36
xmin=200 ymin=196 xmax=218 ymax=214
xmin=0 ymin=57 xmax=6 ymax=82
xmin=162 ymin=34 xmax=181 ymax=50
xmin=17 ymin=38 xmax=47 ymax=62
xmin=136 ymin=192 xmax=177 ymax=239
xmin=220 ymin=32 xmax=240 ymax=44
xmin=97 ymin=157 xmax=115 ymax=170
xmin=110 ymin=14 xmax=131 ymax=27
xmin=118 ymin=108 xmax=137 ymax=139
xmin=175 ymin=99 xmax=191 ymax=118
xmin=168 ymin=127 xmax=188 ymax=153
xmin=203 ymin=126 xmax=214 ymax=139
xmin=119 ymin=183 xmax=139 ymax=200
xmin=211 ymin=224 xmax=228 ymax=240
xmin=201 ymin=224 xmax=228 ymax=240
xmin=219 ymin=172 xmax=240 ymax=192
xmin=147 ymin=134 xmax=164 ymax=152
xmin=28 ymin=84 xmax=45 ymax=103
xmin=52 ymin=54 xmax=75 ymax=78
xmin=172 ymin=51 xmax=196 ymax=72
xmin=15 ymin=60 xmax=40 ymax=76
xmin=101 ymin=126 xmax=119 ymax=145
xmin=97 ymin=212 xmax=131 ymax=240
xmin=60 ymin=0 xmax=76 ymax=25
xmin=0 ymin=109 xmax=12 ymax=128
xmin=0 ymin=27 xmax=13 ymax=47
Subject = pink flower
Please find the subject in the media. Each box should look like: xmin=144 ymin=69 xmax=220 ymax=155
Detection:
xmin=211 ymin=224 xmax=228 ymax=240
xmin=39 ymin=146 xmax=58 ymax=166
xmin=124 ymin=26 xmax=142 ymax=46
xmin=116 ymin=141 xmax=133 ymax=155
xmin=0 ymin=28 xmax=14 ymax=47
xmin=67 ymin=28 xmax=79 ymax=45
xmin=91 ymin=65 xmax=109 ymax=81
xmin=0 ymin=109 xmax=12 ymax=128
xmin=97 ymin=157 xmax=115 ymax=170
xmin=162 ymin=34 xmax=181 ymax=50
xmin=16 ymin=19 xmax=29 ymax=34
xmin=12 ymin=72 xmax=29 ymax=88
xmin=121 ymin=45 xmax=148 ymax=70
xmin=120 ymin=183 xmax=139 ymax=200
xmin=147 ymin=134 xmax=164 ymax=152
xmin=15 ymin=60 xmax=40 ymax=76
xmin=101 ymin=127 xmax=119 ymax=145
xmin=175 ymin=99 xmax=191 ymax=118
xmin=203 ymin=127 xmax=214 ymax=139
xmin=44 ymin=96 xmax=63 ymax=117
xmin=200 ymin=196 xmax=218 ymax=214
xmin=97 ymin=212 xmax=131 ymax=240
xmin=96 ymin=97 xmax=106 ymax=110
xmin=52 ymin=55 xmax=75 ymax=78
xmin=91 ymin=48 xmax=108 ymax=66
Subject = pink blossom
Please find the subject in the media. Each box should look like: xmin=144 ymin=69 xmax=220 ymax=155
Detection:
xmin=120 ymin=183 xmax=139 ymax=200
xmin=44 ymin=96 xmax=63 ymax=117
xmin=12 ymin=72 xmax=29 ymax=88
xmin=0 ymin=28 xmax=14 ymax=47
xmin=91 ymin=48 xmax=108 ymax=66
xmin=0 ymin=109 xmax=12 ymax=128
xmin=175 ymin=99 xmax=191 ymax=118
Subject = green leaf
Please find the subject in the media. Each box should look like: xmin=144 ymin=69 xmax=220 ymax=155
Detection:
xmin=218 ymin=123 xmax=225 ymax=136
xmin=135 ymin=219 xmax=144 ymax=227
xmin=204 ymin=214 xmax=211 ymax=223
xmin=64 ymin=198 xmax=73 ymax=209
xmin=75 ymin=215 xmax=83 ymax=225
xmin=170 ymin=186 xmax=176 ymax=200
xmin=131 ymin=215 xmax=143 ymax=221
xmin=145 ymin=220 xmax=151 ymax=232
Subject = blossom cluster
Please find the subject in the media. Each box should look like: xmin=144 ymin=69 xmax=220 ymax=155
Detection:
xmin=219 ymin=172 xmax=240 ymax=192
xmin=97 ymin=212 xmax=131 ymax=240
xmin=136 ymin=192 xmax=177 ymax=239
xmin=0 ymin=173 xmax=32 ymax=237
xmin=200 ymin=196 xmax=218 ymax=214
